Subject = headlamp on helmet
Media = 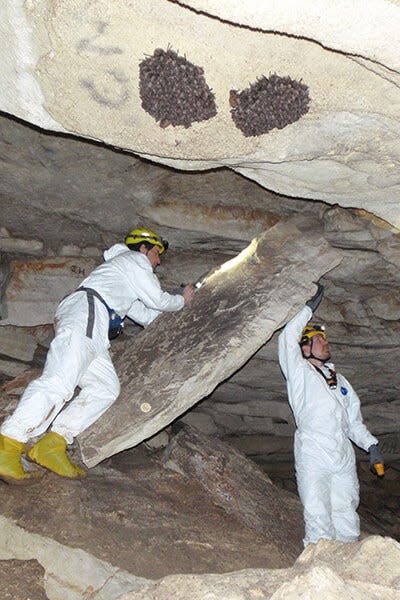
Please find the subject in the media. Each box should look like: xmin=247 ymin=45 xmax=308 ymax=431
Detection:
xmin=124 ymin=227 xmax=169 ymax=255
xmin=300 ymin=323 xmax=327 ymax=346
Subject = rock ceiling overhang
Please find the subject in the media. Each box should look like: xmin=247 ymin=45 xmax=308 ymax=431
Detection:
xmin=174 ymin=0 xmax=400 ymax=71
xmin=1 ymin=0 xmax=400 ymax=228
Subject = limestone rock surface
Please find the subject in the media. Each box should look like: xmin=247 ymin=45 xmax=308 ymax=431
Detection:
xmin=2 ymin=1 xmax=400 ymax=226
xmin=0 ymin=431 xmax=399 ymax=600
xmin=163 ymin=425 xmax=303 ymax=560
xmin=0 ymin=558 xmax=47 ymax=600
xmin=0 ymin=516 xmax=144 ymax=600
xmin=0 ymin=256 xmax=98 ymax=326
xmin=119 ymin=535 xmax=400 ymax=600
xmin=0 ymin=436 xmax=307 ymax=596
xmin=176 ymin=0 xmax=400 ymax=71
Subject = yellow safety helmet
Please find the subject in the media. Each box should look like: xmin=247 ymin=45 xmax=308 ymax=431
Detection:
xmin=124 ymin=227 xmax=169 ymax=255
xmin=300 ymin=323 xmax=327 ymax=346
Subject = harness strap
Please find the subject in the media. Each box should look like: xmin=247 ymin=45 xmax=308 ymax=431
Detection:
xmin=313 ymin=365 xmax=337 ymax=389
xmin=76 ymin=286 xmax=113 ymax=339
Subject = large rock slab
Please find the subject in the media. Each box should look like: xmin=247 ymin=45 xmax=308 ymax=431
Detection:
xmin=78 ymin=218 xmax=342 ymax=466
xmin=162 ymin=425 xmax=303 ymax=561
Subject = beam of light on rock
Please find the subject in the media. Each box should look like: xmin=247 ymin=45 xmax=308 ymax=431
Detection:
xmin=201 ymin=238 xmax=258 ymax=286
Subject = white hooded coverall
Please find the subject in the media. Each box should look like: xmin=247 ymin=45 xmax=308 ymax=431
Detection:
xmin=1 ymin=244 xmax=184 ymax=444
xmin=278 ymin=306 xmax=377 ymax=546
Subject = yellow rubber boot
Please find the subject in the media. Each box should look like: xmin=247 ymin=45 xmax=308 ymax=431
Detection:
xmin=0 ymin=434 xmax=40 ymax=484
xmin=27 ymin=432 xmax=87 ymax=479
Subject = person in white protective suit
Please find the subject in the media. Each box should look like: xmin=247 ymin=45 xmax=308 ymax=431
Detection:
xmin=278 ymin=283 xmax=384 ymax=546
xmin=0 ymin=227 xmax=195 ymax=483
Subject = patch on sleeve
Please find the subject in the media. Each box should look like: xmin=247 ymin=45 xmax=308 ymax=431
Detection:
xmin=340 ymin=386 xmax=348 ymax=396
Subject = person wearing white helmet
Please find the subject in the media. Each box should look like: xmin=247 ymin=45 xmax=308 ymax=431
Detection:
xmin=0 ymin=227 xmax=195 ymax=483
xmin=278 ymin=283 xmax=384 ymax=546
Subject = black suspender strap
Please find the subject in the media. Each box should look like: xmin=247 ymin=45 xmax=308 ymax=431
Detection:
xmin=83 ymin=289 xmax=96 ymax=338
xmin=76 ymin=286 xmax=113 ymax=339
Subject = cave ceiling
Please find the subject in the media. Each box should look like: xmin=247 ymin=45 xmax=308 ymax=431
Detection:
xmin=2 ymin=0 xmax=400 ymax=227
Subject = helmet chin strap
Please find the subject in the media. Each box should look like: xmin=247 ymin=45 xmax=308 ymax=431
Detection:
xmin=309 ymin=353 xmax=330 ymax=363
xmin=308 ymin=337 xmax=330 ymax=363
xmin=307 ymin=338 xmax=337 ymax=389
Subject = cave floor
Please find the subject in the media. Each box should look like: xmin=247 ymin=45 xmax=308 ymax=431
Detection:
xmin=0 ymin=446 xmax=288 ymax=581
xmin=0 ymin=441 xmax=398 ymax=598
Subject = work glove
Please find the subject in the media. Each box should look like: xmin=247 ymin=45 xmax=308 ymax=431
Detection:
xmin=368 ymin=444 xmax=385 ymax=475
xmin=306 ymin=283 xmax=324 ymax=312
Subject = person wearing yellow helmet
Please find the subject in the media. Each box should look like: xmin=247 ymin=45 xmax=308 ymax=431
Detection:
xmin=0 ymin=226 xmax=195 ymax=483
xmin=300 ymin=323 xmax=327 ymax=345
xmin=299 ymin=322 xmax=331 ymax=365
xmin=124 ymin=227 xmax=169 ymax=255
xmin=279 ymin=283 xmax=383 ymax=547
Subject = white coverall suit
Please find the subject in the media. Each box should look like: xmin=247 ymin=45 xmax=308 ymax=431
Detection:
xmin=1 ymin=244 xmax=184 ymax=444
xmin=278 ymin=306 xmax=377 ymax=546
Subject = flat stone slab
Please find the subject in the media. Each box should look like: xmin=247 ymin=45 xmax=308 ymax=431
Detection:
xmin=162 ymin=425 xmax=304 ymax=562
xmin=79 ymin=218 xmax=342 ymax=467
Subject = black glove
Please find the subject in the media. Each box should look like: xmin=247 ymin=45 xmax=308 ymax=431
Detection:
xmin=306 ymin=283 xmax=324 ymax=312
xmin=369 ymin=444 xmax=384 ymax=469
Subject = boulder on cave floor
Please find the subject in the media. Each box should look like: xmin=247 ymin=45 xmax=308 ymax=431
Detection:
xmin=119 ymin=535 xmax=400 ymax=600
xmin=162 ymin=424 xmax=303 ymax=560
